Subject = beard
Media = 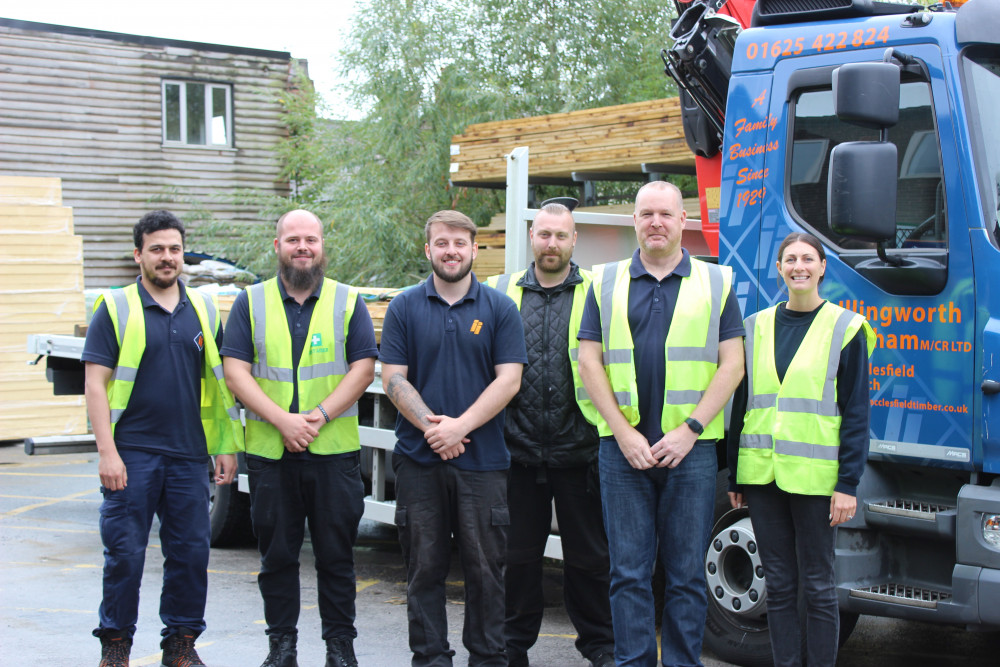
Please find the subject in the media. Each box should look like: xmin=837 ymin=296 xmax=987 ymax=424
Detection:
xmin=430 ymin=254 xmax=474 ymax=283
xmin=144 ymin=262 xmax=178 ymax=289
xmin=280 ymin=253 xmax=327 ymax=291
xmin=534 ymin=250 xmax=571 ymax=277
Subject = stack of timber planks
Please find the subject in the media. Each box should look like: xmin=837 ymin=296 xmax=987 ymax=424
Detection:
xmin=449 ymin=98 xmax=693 ymax=186
xmin=0 ymin=176 xmax=88 ymax=439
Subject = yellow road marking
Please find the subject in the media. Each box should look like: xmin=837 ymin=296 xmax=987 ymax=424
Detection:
xmin=9 ymin=606 xmax=90 ymax=614
xmin=357 ymin=577 xmax=378 ymax=592
xmin=0 ymin=493 xmax=99 ymax=502
xmin=2 ymin=488 xmax=99 ymax=517
xmin=0 ymin=524 xmax=98 ymax=534
xmin=0 ymin=458 xmax=91 ymax=469
xmin=0 ymin=471 xmax=94 ymax=478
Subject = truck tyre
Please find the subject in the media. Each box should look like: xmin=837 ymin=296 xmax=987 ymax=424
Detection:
xmin=702 ymin=471 xmax=860 ymax=666
xmin=208 ymin=458 xmax=253 ymax=547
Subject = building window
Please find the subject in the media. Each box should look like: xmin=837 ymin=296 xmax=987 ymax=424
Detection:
xmin=162 ymin=81 xmax=232 ymax=147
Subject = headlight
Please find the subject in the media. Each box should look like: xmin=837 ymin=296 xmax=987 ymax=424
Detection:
xmin=983 ymin=514 xmax=1000 ymax=548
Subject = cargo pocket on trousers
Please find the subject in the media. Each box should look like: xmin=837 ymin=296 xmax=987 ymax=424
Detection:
xmin=491 ymin=505 xmax=510 ymax=527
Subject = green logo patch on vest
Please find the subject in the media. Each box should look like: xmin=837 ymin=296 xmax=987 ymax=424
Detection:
xmin=310 ymin=333 xmax=328 ymax=354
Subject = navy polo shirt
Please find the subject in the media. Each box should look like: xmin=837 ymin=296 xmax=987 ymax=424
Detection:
xmin=82 ymin=278 xmax=220 ymax=461
xmin=378 ymin=273 xmax=527 ymax=471
xmin=220 ymin=279 xmax=378 ymax=459
xmin=578 ymin=248 xmax=745 ymax=444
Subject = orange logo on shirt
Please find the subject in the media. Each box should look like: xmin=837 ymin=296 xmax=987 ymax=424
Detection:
xmin=470 ymin=320 xmax=483 ymax=335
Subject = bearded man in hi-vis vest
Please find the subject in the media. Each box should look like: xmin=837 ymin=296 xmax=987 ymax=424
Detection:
xmin=577 ymin=182 xmax=745 ymax=667
xmin=83 ymin=210 xmax=243 ymax=667
xmin=222 ymin=210 xmax=378 ymax=667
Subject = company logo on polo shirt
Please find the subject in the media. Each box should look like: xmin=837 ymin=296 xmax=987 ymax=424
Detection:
xmin=310 ymin=333 xmax=328 ymax=354
xmin=470 ymin=319 xmax=483 ymax=335
xmin=193 ymin=331 xmax=204 ymax=351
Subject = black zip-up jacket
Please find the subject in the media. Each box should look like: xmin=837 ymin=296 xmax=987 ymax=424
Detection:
xmin=503 ymin=262 xmax=600 ymax=467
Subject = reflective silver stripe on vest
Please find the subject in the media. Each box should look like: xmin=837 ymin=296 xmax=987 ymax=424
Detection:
xmin=569 ymin=348 xmax=579 ymax=361
xmin=197 ymin=291 xmax=218 ymax=335
xmin=112 ymin=366 xmax=138 ymax=383
xmin=576 ymin=386 xmax=591 ymax=401
xmin=666 ymin=262 xmax=722 ymax=365
xmin=739 ymin=432 xmax=773 ymax=449
xmin=774 ymin=439 xmax=840 ymax=461
xmin=300 ymin=361 xmax=348 ymax=380
xmin=248 ymin=283 xmax=295 ymax=383
xmin=774 ymin=308 xmax=854 ymax=419
xmin=109 ymin=289 xmax=136 ymax=424
xmin=330 ymin=281 xmax=350 ymax=369
xmin=666 ymin=389 xmax=705 ymax=405
xmin=493 ymin=274 xmax=512 ymax=295
xmin=598 ymin=261 xmax=632 ymax=367
xmin=211 ymin=363 xmax=225 ymax=382
xmin=602 ymin=349 xmax=632 ymax=364
xmin=111 ymin=289 xmax=130 ymax=347
xmin=245 ymin=408 xmax=266 ymax=423
xmin=613 ymin=391 xmax=633 ymax=406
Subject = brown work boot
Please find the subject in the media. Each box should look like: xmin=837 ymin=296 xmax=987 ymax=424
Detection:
xmin=99 ymin=632 xmax=132 ymax=667
xmin=160 ymin=628 xmax=205 ymax=667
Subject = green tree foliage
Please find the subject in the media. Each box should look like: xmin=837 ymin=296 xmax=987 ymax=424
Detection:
xmin=323 ymin=0 xmax=679 ymax=285
xmin=193 ymin=0 xmax=680 ymax=285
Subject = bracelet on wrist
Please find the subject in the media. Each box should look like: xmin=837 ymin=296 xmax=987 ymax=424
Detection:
xmin=316 ymin=404 xmax=331 ymax=423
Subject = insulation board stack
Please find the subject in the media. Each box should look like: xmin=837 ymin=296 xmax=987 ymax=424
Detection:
xmin=0 ymin=176 xmax=88 ymax=439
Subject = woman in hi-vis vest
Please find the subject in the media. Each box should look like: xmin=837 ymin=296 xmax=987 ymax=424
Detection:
xmin=727 ymin=232 xmax=874 ymax=667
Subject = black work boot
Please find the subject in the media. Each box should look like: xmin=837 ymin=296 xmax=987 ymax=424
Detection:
xmin=259 ymin=634 xmax=298 ymax=667
xmin=324 ymin=636 xmax=358 ymax=667
xmin=160 ymin=628 xmax=205 ymax=666
xmin=98 ymin=632 xmax=132 ymax=667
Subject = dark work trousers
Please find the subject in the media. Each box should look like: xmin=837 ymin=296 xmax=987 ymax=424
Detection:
xmin=96 ymin=448 xmax=210 ymax=639
xmin=505 ymin=461 xmax=614 ymax=662
xmin=744 ymin=482 xmax=839 ymax=667
xmin=247 ymin=452 xmax=365 ymax=641
xmin=393 ymin=454 xmax=509 ymax=667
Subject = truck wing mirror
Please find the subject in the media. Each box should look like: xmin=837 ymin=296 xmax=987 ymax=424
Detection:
xmin=828 ymin=141 xmax=898 ymax=244
xmin=832 ymin=61 xmax=900 ymax=129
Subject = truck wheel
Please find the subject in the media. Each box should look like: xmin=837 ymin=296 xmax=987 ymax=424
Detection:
xmin=702 ymin=472 xmax=861 ymax=666
xmin=208 ymin=458 xmax=253 ymax=548
xmin=703 ymin=503 xmax=773 ymax=667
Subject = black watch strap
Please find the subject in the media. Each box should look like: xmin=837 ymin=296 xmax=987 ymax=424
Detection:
xmin=684 ymin=417 xmax=705 ymax=436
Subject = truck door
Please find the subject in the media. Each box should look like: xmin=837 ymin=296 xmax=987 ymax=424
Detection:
xmin=741 ymin=41 xmax=976 ymax=469
xmin=962 ymin=47 xmax=1000 ymax=473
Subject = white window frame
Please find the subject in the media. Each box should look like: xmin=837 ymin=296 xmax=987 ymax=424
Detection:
xmin=161 ymin=80 xmax=233 ymax=148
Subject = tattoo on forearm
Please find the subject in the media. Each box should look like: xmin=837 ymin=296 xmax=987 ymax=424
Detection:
xmin=385 ymin=373 xmax=433 ymax=429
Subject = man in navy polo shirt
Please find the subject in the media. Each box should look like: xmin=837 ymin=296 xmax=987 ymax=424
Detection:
xmin=222 ymin=209 xmax=377 ymax=667
xmin=83 ymin=210 xmax=241 ymax=667
xmin=379 ymin=209 xmax=526 ymax=667
xmin=577 ymin=182 xmax=744 ymax=667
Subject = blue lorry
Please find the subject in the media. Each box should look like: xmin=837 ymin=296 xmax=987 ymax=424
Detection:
xmin=658 ymin=0 xmax=1000 ymax=662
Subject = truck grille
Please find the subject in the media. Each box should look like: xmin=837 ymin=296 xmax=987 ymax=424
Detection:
xmin=867 ymin=499 xmax=954 ymax=520
xmin=850 ymin=584 xmax=951 ymax=609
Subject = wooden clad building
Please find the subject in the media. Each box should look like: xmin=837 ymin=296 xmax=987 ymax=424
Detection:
xmin=0 ymin=18 xmax=295 ymax=288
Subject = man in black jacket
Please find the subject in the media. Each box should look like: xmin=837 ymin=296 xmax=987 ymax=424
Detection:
xmin=486 ymin=202 xmax=614 ymax=667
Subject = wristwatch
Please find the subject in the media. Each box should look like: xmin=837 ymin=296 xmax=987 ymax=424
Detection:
xmin=684 ymin=417 xmax=705 ymax=436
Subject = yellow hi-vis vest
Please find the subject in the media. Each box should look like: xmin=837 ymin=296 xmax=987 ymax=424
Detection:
xmin=244 ymin=277 xmax=360 ymax=459
xmin=738 ymin=302 xmax=875 ymax=496
xmin=590 ymin=257 xmax=732 ymax=439
xmin=95 ymin=283 xmax=244 ymax=455
xmin=485 ymin=269 xmax=600 ymax=425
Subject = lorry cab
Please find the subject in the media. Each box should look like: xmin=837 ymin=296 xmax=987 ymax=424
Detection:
xmin=703 ymin=0 xmax=1000 ymax=662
